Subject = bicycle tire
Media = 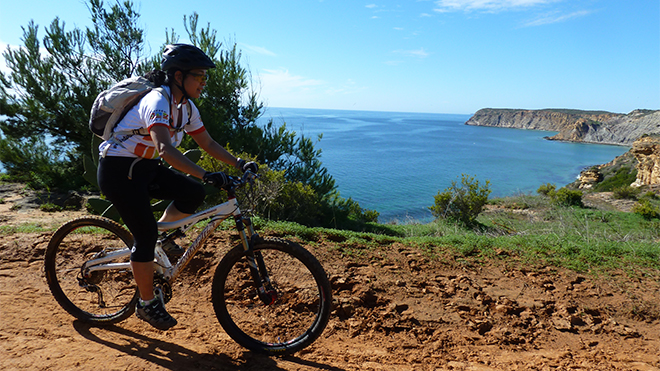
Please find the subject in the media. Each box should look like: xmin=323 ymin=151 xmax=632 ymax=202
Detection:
xmin=211 ymin=237 xmax=332 ymax=355
xmin=44 ymin=216 xmax=138 ymax=324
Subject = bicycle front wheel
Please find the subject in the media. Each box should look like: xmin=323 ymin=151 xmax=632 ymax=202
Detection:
xmin=44 ymin=216 xmax=138 ymax=324
xmin=211 ymin=237 xmax=332 ymax=355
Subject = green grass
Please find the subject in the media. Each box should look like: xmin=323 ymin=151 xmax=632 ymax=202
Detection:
xmin=254 ymin=194 xmax=660 ymax=276
xmin=0 ymin=223 xmax=51 ymax=234
xmin=3 ymin=192 xmax=657 ymax=278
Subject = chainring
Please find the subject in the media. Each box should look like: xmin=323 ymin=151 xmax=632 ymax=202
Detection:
xmin=153 ymin=274 xmax=173 ymax=304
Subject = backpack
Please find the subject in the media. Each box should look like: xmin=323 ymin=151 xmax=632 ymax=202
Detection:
xmin=89 ymin=76 xmax=190 ymax=141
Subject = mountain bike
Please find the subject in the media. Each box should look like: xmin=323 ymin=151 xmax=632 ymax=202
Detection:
xmin=44 ymin=171 xmax=332 ymax=355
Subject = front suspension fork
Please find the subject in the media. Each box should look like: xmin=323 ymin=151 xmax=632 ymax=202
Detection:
xmin=236 ymin=216 xmax=277 ymax=305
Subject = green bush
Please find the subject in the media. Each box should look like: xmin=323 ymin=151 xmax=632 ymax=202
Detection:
xmin=612 ymin=186 xmax=640 ymax=200
xmin=318 ymin=193 xmax=380 ymax=229
xmin=0 ymin=137 xmax=86 ymax=190
xmin=593 ymin=167 xmax=637 ymax=192
xmin=196 ymin=149 xmax=378 ymax=229
xmin=429 ymin=174 xmax=491 ymax=226
xmin=537 ymin=183 xmax=557 ymax=196
xmin=551 ymin=188 xmax=584 ymax=207
xmin=633 ymin=199 xmax=660 ymax=220
xmin=640 ymin=191 xmax=659 ymax=201
xmin=254 ymin=171 xmax=322 ymax=223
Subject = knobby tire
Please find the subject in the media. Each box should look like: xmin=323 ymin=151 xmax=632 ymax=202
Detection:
xmin=44 ymin=216 xmax=138 ymax=324
xmin=211 ymin=237 xmax=332 ymax=355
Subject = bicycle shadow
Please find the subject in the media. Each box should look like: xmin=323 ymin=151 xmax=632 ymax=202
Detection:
xmin=72 ymin=321 xmax=344 ymax=371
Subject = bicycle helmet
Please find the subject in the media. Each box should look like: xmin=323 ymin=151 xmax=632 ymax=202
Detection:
xmin=161 ymin=44 xmax=216 ymax=71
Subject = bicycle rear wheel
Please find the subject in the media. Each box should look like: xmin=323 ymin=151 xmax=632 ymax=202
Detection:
xmin=45 ymin=216 xmax=138 ymax=324
xmin=211 ymin=237 xmax=332 ymax=355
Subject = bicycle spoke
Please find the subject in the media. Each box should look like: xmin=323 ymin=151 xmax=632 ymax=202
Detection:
xmin=212 ymin=238 xmax=331 ymax=354
xmin=45 ymin=217 xmax=138 ymax=324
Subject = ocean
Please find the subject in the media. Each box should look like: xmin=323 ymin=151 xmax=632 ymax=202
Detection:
xmin=258 ymin=107 xmax=630 ymax=223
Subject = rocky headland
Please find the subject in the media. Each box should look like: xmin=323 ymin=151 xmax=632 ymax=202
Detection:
xmin=465 ymin=108 xmax=660 ymax=146
xmin=631 ymin=134 xmax=660 ymax=187
xmin=465 ymin=108 xmax=660 ymax=188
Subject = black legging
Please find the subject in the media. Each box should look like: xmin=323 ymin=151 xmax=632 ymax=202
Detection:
xmin=97 ymin=156 xmax=205 ymax=262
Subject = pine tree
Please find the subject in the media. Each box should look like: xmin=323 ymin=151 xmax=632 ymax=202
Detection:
xmin=0 ymin=0 xmax=145 ymax=189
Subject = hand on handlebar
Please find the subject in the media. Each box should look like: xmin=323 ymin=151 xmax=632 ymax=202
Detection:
xmin=203 ymin=171 xmax=229 ymax=187
xmin=236 ymin=158 xmax=259 ymax=174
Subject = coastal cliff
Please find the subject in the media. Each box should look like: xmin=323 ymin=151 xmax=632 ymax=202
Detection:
xmin=574 ymin=135 xmax=660 ymax=190
xmin=631 ymin=135 xmax=660 ymax=187
xmin=465 ymin=108 xmax=660 ymax=146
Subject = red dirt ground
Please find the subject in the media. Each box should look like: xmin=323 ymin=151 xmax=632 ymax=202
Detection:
xmin=1 ymin=186 xmax=659 ymax=370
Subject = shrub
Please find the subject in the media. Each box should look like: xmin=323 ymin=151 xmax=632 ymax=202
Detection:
xmin=429 ymin=174 xmax=491 ymax=226
xmin=633 ymin=199 xmax=660 ymax=220
xmin=0 ymin=136 xmax=86 ymax=190
xmin=593 ymin=167 xmax=637 ymax=192
xmin=196 ymin=150 xmax=378 ymax=229
xmin=256 ymin=172 xmax=322 ymax=223
xmin=640 ymin=191 xmax=659 ymax=201
xmin=612 ymin=186 xmax=640 ymax=200
xmin=551 ymin=188 xmax=584 ymax=207
xmin=537 ymin=183 xmax=557 ymax=196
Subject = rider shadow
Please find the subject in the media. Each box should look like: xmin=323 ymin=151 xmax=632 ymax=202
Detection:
xmin=72 ymin=320 xmax=276 ymax=370
xmin=72 ymin=321 xmax=344 ymax=371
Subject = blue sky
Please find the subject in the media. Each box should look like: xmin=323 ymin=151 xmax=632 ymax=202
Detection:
xmin=0 ymin=0 xmax=658 ymax=114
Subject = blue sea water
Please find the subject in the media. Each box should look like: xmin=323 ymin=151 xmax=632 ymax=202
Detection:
xmin=258 ymin=107 xmax=630 ymax=223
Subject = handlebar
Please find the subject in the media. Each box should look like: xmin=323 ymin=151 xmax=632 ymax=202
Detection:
xmin=222 ymin=170 xmax=259 ymax=192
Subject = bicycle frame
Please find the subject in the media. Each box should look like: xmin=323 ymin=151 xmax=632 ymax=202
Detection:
xmin=82 ymin=194 xmax=257 ymax=283
xmin=46 ymin=170 xmax=330 ymax=355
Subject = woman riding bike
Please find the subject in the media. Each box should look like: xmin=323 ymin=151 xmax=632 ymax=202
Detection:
xmin=97 ymin=44 xmax=256 ymax=330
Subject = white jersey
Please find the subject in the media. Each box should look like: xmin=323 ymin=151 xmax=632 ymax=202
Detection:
xmin=98 ymin=85 xmax=205 ymax=159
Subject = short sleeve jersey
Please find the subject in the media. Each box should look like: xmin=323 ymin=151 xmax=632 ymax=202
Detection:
xmin=98 ymin=85 xmax=206 ymax=159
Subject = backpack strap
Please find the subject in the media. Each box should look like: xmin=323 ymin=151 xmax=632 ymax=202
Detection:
xmin=103 ymin=88 xmax=194 ymax=158
xmin=109 ymin=87 xmax=171 ymax=138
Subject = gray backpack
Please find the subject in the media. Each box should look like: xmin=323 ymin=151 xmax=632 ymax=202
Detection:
xmin=89 ymin=76 xmax=190 ymax=141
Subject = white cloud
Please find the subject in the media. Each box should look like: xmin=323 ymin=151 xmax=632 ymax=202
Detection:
xmin=434 ymin=0 xmax=560 ymax=12
xmin=257 ymin=68 xmax=368 ymax=108
xmin=256 ymin=68 xmax=323 ymax=107
xmin=258 ymin=68 xmax=324 ymax=98
xmin=522 ymin=9 xmax=592 ymax=26
xmin=366 ymin=4 xmax=378 ymax=8
xmin=324 ymin=78 xmax=367 ymax=96
xmin=240 ymin=43 xmax=277 ymax=57
xmin=393 ymin=48 xmax=430 ymax=58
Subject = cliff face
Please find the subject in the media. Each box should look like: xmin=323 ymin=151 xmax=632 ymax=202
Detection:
xmin=631 ymin=135 xmax=660 ymax=187
xmin=466 ymin=108 xmax=660 ymax=146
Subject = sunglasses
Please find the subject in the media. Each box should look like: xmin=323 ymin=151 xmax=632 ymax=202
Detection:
xmin=188 ymin=72 xmax=208 ymax=83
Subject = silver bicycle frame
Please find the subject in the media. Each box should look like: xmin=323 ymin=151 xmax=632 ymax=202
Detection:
xmin=82 ymin=197 xmax=242 ymax=282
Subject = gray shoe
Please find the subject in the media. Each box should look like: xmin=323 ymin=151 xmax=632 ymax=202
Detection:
xmin=160 ymin=239 xmax=185 ymax=256
xmin=136 ymin=298 xmax=177 ymax=330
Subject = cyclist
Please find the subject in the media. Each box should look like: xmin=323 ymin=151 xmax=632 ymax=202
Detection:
xmin=97 ymin=44 xmax=257 ymax=330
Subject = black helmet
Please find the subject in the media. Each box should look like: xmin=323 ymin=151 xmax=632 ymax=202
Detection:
xmin=161 ymin=44 xmax=216 ymax=71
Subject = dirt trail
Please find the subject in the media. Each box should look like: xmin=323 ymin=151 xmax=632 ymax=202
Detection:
xmin=1 ymin=186 xmax=659 ymax=370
